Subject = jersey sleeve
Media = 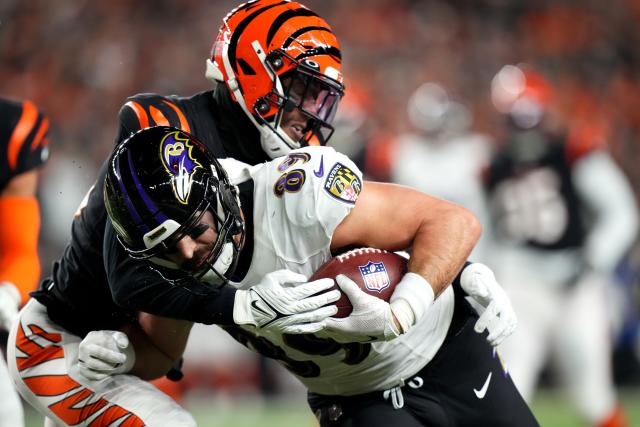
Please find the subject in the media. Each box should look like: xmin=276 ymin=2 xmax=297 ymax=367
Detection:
xmin=261 ymin=146 xmax=364 ymax=257
xmin=103 ymin=220 xmax=237 ymax=325
xmin=115 ymin=94 xmax=193 ymax=144
xmin=0 ymin=98 xmax=50 ymax=176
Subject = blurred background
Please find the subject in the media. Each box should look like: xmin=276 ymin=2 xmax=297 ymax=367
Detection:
xmin=2 ymin=0 xmax=640 ymax=426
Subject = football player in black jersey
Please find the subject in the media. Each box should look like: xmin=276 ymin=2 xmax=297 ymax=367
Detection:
xmin=484 ymin=65 xmax=637 ymax=427
xmin=0 ymin=96 xmax=50 ymax=427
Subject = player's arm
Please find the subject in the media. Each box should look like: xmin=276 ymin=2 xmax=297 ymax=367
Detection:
xmin=325 ymin=181 xmax=481 ymax=340
xmin=332 ymin=181 xmax=481 ymax=294
xmin=105 ymin=221 xmax=338 ymax=334
xmin=125 ymin=313 xmax=192 ymax=380
xmin=0 ymin=170 xmax=41 ymax=298
xmin=572 ymin=150 xmax=639 ymax=273
xmin=105 ymin=220 xmax=238 ymax=325
xmin=78 ymin=313 xmax=192 ymax=382
xmin=0 ymin=170 xmax=42 ymax=330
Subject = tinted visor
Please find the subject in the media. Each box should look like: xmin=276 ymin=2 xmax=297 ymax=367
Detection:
xmin=261 ymin=52 xmax=344 ymax=147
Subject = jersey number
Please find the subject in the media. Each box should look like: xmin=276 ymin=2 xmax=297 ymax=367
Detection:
xmin=222 ymin=326 xmax=371 ymax=378
xmin=273 ymin=153 xmax=310 ymax=197
xmin=492 ymin=167 xmax=569 ymax=244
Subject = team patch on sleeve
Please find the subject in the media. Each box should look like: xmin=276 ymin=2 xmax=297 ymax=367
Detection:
xmin=323 ymin=163 xmax=362 ymax=204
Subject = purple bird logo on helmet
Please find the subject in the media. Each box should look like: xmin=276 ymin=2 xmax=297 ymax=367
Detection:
xmin=159 ymin=130 xmax=202 ymax=204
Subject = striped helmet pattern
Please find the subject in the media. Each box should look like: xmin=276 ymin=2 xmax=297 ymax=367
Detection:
xmin=210 ymin=0 xmax=343 ymax=118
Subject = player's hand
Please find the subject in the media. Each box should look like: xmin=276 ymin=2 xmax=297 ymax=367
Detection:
xmin=322 ymin=275 xmax=401 ymax=342
xmin=0 ymin=282 xmax=21 ymax=331
xmin=460 ymin=263 xmax=517 ymax=346
xmin=233 ymin=270 xmax=340 ymax=334
xmin=78 ymin=330 xmax=136 ymax=381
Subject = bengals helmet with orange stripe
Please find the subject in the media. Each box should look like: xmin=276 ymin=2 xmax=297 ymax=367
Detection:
xmin=206 ymin=0 xmax=344 ymax=158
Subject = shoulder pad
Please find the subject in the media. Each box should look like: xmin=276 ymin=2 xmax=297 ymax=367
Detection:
xmin=265 ymin=146 xmax=362 ymax=234
xmin=0 ymin=99 xmax=50 ymax=173
xmin=119 ymin=93 xmax=192 ymax=133
xmin=284 ymin=146 xmax=363 ymax=205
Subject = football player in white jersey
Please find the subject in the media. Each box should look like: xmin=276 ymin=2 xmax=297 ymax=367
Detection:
xmin=92 ymin=126 xmax=538 ymax=426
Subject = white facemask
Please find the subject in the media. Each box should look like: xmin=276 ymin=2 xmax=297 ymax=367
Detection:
xmin=200 ymin=242 xmax=235 ymax=285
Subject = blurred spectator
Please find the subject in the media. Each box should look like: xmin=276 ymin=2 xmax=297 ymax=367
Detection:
xmin=482 ymin=64 xmax=638 ymax=427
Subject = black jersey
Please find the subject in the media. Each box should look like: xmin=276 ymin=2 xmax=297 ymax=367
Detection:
xmin=0 ymin=97 xmax=50 ymax=189
xmin=484 ymin=130 xmax=590 ymax=251
xmin=32 ymin=90 xmax=260 ymax=336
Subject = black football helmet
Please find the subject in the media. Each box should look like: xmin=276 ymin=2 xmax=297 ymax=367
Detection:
xmin=104 ymin=126 xmax=245 ymax=284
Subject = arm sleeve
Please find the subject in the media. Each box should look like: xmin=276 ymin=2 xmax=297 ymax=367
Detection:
xmin=103 ymin=220 xmax=237 ymax=325
xmin=0 ymin=196 xmax=40 ymax=303
xmin=572 ymin=151 xmax=639 ymax=273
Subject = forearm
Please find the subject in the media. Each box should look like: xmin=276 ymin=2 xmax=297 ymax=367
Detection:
xmin=105 ymin=220 xmax=237 ymax=324
xmin=573 ymin=152 xmax=639 ymax=272
xmin=408 ymin=204 xmax=481 ymax=296
xmin=332 ymin=182 xmax=482 ymax=296
xmin=121 ymin=315 xmax=193 ymax=381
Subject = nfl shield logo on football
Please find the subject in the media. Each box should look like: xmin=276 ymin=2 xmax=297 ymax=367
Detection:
xmin=358 ymin=261 xmax=390 ymax=293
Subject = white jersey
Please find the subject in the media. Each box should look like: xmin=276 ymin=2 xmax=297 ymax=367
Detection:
xmin=220 ymin=146 xmax=454 ymax=396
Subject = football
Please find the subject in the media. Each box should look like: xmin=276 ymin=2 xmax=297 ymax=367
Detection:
xmin=310 ymin=248 xmax=408 ymax=318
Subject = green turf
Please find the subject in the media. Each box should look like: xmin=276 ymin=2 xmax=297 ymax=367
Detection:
xmin=24 ymin=387 xmax=640 ymax=426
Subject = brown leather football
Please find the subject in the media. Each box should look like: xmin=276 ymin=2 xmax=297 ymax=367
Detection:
xmin=310 ymin=248 xmax=408 ymax=318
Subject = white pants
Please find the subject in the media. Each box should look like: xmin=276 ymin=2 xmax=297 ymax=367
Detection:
xmin=0 ymin=349 xmax=24 ymax=427
xmin=499 ymin=269 xmax=618 ymax=424
xmin=7 ymin=300 xmax=196 ymax=427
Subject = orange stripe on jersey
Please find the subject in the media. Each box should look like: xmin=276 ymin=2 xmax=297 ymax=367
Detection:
xmin=88 ymin=405 xmax=145 ymax=427
xmin=0 ymin=196 xmax=41 ymax=302
xmin=149 ymin=105 xmax=169 ymax=126
xmin=48 ymin=388 xmax=109 ymax=425
xmin=29 ymin=324 xmax=63 ymax=343
xmin=125 ymin=101 xmax=150 ymax=129
xmin=16 ymin=346 xmax=64 ymax=371
xmin=30 ymin=117 xmax=50 ymax=151
xmin=15 ymin=323 xmax=64 ymax=371
xmin=23 ymin=375 xmax=81 ymax=396
xmin=163 ymin=100 xmax=191 ymax=132
xmin=8 ymin=100 xmax=38 ymax=170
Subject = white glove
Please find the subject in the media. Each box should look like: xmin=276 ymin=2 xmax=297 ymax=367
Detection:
xmin=78 ymin=331 xmax=136 ymax=381
xmin=0 ymin=282 xmax=21 ymax=331
xmin=233 ymin=270 xmax=340 ymax=334
xmin=460 ymin=263 xmax=517 ymax=347
xmin=322 ymin=275 xmax=401 ymax=342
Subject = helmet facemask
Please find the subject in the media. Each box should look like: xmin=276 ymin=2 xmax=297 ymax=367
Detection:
xmin=141 ymin=169 xmax=245 ymax=286
xmin=106 ymin=127 xmax=245 ymax=286
xmin=255 ymin=49 xmax=344 ymax=151
xmin=206 ymin=0 xmax=345 ymax=159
